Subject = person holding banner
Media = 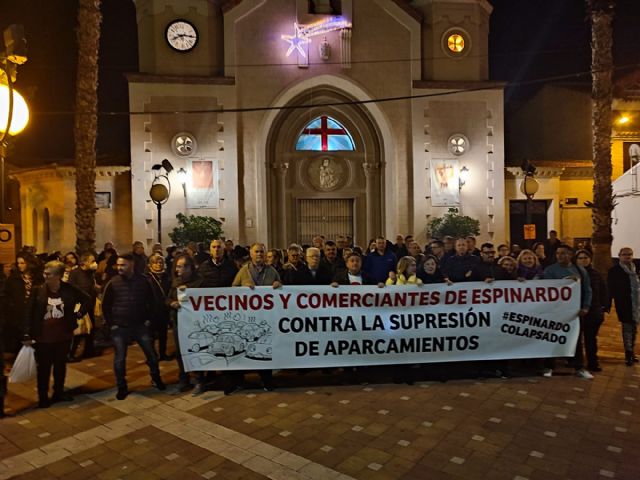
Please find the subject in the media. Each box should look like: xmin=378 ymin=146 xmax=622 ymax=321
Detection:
xmin=168 ymin=254 xmax=204 ymax=392
xmin=470 ymin=243 xmax=510 ymax=282
xmin=228 ymin=243 xmax=281 ymax=394
xmin=363 ymin=237 xmax=396 ymax=284
xmin=305 ymin=247 xmax=333 ymax=285
xmin=418 ymin=255 xmax=445 ymax=284
xmin=332 ymin=253 xmax=379 ymax=286
xmin=542 ymin=244 xmax=592 ymax=379
xmin=441 ymin=238 xmax=481 ymax=284
xmin=386 ymin=256 xmax=422 ymax=286
xmin=195 ymin=240 xmax=239 ymax=393
xmin=608 ymin=247 xmax=640 ymax=366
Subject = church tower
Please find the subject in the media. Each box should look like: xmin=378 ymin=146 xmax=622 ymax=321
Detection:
xmin=413 ymin=0 xmax=492 ymax=81
xmin=133 ymin=0 xmax=224 ymax=76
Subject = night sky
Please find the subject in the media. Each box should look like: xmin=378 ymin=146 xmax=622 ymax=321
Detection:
xmin=1 ymin=0 xmax=639 ymax=167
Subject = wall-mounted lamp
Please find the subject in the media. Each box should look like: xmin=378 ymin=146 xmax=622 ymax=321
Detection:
xmin=459 ymin=166 xmax=470 ymax=190
xmin=177 ymin=167 xmax=187 ymax=197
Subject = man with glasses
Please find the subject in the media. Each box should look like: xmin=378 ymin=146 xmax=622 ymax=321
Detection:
xmin=102 ymin=254 xmax=165 ymax=400
xmin=471 ymin=243 xmax=510 ymax=282
xmin=608 ymin=247 xmax=640 ymax=366
xmin=281 ymin=245 xmax=309 ymax=285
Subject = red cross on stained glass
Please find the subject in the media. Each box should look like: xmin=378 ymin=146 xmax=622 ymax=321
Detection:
xmin=302 ymin=116 xmax=348 ymax=151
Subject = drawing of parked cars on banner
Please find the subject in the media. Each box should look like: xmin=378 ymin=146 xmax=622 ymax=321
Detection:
xmin=184 ymin=313 xmax=273 ymax=367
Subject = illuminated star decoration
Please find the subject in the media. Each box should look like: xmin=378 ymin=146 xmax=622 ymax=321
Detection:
xmin=281 ymin=23 xmax=310 ymax=58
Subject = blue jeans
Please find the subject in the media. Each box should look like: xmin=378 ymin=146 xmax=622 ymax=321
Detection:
xmin=111 ymin=325 xmax=160 ymax=390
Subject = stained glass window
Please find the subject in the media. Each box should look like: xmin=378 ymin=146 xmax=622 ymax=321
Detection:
xmin=296 ymin=116 xmax=355 ymax=151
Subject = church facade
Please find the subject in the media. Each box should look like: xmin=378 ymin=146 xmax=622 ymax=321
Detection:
xmin=128 ymin=0 xmax=505 ymax=248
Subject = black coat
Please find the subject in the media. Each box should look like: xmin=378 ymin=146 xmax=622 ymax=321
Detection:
xmin=6 ymin=271 xmax=43 ymax=332
xmin=608 ymin=264 xmax=639 ymax=324
xmin=24 ymin=283 xmax=90 ymax=340
xmin=332 ymin=270 xmax=377 ymax=285
xmin=441 ymin=254 xmax=481 ymax=283
xmin=282 ymin=263 xmax=334 ymax=285
xmin=470 ymin=261 xmax=511 ymax=282
xmin=167 ymin=274 xmax=204 ymax=326
xmin=198 ymin=256 xmax=238 ymax=288
xmin=585 ymin=265 xmax=608 ymax=315
xmin=102 ymin=273 xmax=155 ymax=327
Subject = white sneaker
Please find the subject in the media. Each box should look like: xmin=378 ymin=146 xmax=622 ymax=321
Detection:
xmin=542 ymin=368 xmax=553 ymax=378
xmin=576 ymin=369 xmax=594 ymax=379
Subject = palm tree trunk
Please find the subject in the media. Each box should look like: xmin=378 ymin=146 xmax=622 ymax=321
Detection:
xmin=587 ymin=0 xmax=614 ymax=274
xmin=74 ymin=0 xmax=102 ymax=253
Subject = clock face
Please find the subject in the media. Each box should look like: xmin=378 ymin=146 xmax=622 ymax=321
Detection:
xmin=165 ymin=20 xmax=198 ymax=52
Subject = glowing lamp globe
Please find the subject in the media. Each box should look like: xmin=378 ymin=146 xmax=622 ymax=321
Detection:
xmin=0 ymin=84 xmax=30 ymax=136
xmin=149 ymin=183 xmax=169 ymax=203
xmin=520 ymin=175 xmax=539 ymax=199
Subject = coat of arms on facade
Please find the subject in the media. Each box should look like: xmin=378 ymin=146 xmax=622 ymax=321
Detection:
xmin=307 ymin=157 xmax=345 ymax=191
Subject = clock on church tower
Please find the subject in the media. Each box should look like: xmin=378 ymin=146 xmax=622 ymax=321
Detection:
xmin=134 ymin=0 xmax=223 ymax=76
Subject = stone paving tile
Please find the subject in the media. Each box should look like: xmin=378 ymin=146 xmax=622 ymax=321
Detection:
xmin=2 ymin=319 xmax=639 ymax=479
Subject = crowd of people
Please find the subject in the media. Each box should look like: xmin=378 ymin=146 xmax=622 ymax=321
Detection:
xmin=0 ymin=230 xmax=638 ymax=412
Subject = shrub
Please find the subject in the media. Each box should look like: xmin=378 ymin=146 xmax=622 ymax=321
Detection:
xmin=427 ymin=208 xmax=480 ymax=239
xmin=169 ymin=213 xmax=223 ymax=246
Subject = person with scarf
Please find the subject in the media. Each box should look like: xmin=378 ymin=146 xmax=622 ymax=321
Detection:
xmin=516 ymin=249 xmax=544 ymax=280
xmin=608 ymin=247 xmax=640 ymax=366
xmin=6 ymin=255 xmax=43 ymax=355
xmin=146 ymin=253 xmax=172 ymax=361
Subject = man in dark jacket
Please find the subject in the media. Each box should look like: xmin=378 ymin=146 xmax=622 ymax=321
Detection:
xmin=320 ymin=241 xmax=346 ymax=276
xmin=306 ymin=248 xmax=333 ymax=285
xmin=68 ymin=253 xmax=99 ymax=361
xmin=363 ymin=237 xmax=396 ymax=284
xmin=608 ymin=247 xmax=640 ymax=366
xmin=332 ymin=253 xmax=378 ymax=286
xmin=441 ymin=238 xmax=481 ymax=283
xmin=198 ymin=239 xmax=238 ymax=288
xmin=190 ymin=240 xmax=237 ymax=393
xmin=23 ymin=261 xmax=90 ymax=407
xmin=102 ymin=254 xmax=165 ymax=400
xmin=282 ymin=245 xmax=312 ymax=285
xmin=470 ymin=243 xmax=509 ymax=282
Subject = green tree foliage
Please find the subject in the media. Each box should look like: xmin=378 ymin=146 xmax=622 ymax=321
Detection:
xmin=169 ymin=213 xmax=224 ymax=246
xmin=427 ymin=208 xmax=480 ymax=239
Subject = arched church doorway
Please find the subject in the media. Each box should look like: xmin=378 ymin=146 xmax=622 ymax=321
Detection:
xmin=266 ymin=88 xmax=384 ymax=247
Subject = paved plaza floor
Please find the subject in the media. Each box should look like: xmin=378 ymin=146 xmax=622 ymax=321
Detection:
xmin=1 ymin=315 xmax=638 ymax=480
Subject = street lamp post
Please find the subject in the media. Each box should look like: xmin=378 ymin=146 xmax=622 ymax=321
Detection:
xmin=1 ymin=24 xmax=28 ymax=418
xmin=149 ymin=160 xmax=175 ymax=243
xmin=519 ymin=161 xmax=539 ymax=247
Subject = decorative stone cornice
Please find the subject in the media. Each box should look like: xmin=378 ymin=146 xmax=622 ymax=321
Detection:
xmin=127 ymin=73 xmax=235 ymax=86
xmin=505 ymin=167 xmax=565 ymax=179
xmin=9 ymin=165 xmax=130 ymax=184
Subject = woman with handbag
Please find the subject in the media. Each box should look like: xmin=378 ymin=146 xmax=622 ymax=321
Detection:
xmin=5 ymin=254 xmax=43 ymax=355
xmin=23 ymin=261 xmax=89 ymax=408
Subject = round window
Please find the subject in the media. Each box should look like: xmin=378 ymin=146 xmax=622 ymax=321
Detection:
xmin=171 ymin=132 xmax=197 ymax=157
xmin=448 ymin=134 xmax=469 ymax=156
xmin=447 ymin=34 xmax=465 ymax=53
xmin=442 ymin=29 xmax=471 ymax=58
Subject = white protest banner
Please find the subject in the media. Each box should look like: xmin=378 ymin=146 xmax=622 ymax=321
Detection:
xmin=177 ymin=280 xmax=580 ymax=372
